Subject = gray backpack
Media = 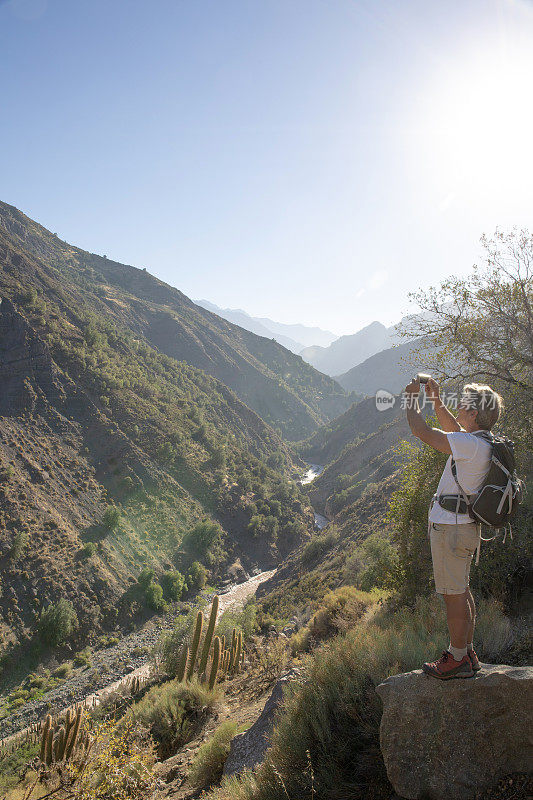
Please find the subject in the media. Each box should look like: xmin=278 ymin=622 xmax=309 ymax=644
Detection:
xmin=451 ymin=432 xmax=524 ymax=529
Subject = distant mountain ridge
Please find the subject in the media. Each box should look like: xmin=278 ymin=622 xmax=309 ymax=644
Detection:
xmin=335 ymin=337 xmax=435 ymax=395
xmin=300 ymin=320 xmax=393 ymax=376
xmin=196 ymin=300 xmax=338 ymax=353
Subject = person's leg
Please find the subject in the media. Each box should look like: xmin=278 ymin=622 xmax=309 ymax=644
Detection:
xmin=466 ymin=589 xmax=476 ymax=646
xmin=443 ymin=591 xmax=471 ymax=651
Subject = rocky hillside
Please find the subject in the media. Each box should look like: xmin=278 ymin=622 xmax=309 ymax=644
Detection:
xmin=0 ymin=201 xmax=351 ymax=442
xmin=0 ymin=215 xmax=318 ymax=652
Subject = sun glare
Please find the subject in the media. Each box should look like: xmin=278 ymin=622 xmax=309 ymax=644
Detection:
xmin=412 ymin=43 xmax=533 ymax=206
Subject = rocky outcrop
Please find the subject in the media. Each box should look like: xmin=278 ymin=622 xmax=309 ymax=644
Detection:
xmin=223 ymin=669 xmax=299 ymax=777
xmin=376 ymin=664 xmax=533 ymax=800
xmin=0 ymin=297 xmax=62 ymax=414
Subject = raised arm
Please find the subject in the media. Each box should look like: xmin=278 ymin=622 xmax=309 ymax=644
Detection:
xmin=425 ymin=378 xmax=462 ymax=433
xmin=404 ymin=379 xmax=452 ymax=455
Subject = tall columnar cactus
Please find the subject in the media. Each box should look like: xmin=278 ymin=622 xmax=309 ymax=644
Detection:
xmin=53 ymin=726 xmax=66 ymax=762
xmin=44 ymin=728 xmax=54 ymax=766
xmin=208 ymin=636 xmax=221 ymax=690
xmin=187 ymin=611 xmax=203 ymax=680
xmin=234 ymin=631 xmax=243 ymax=675
xmin=176 ymin=644 xmax=189 ymax=683
xmin=220 ymin=635 xmax=225 ymax=654
xmin=40 ymin=715 xmax=52 ymax=763
xmin=198 ymin=596 xmax=219 ymax=676
xmin=64 ymin=707 xmax=84 ymax=762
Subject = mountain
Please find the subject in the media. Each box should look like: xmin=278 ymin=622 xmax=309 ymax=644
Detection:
xmin=300 ymin=321 xmax=392 ymax=376
xmin=196 ymin=300 xmax=304 ymax=352
xmin=0 ymin=201 xmax=333 ymax=649
xmin=0 ymin=202 xmax=351 ymax=442
xmin=196 ymin=300 xmax=338 ymax=353
xmin=295 ymin=394 xmax=399 ymax=465
xmin=335 ymin=337 xmax=433 ymax=395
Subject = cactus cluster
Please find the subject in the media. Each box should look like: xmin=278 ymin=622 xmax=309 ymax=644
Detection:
xmin=38 ymin=706 xmax=88 ymax=767
xmin=177 ymin=596 xmax=245 ymax=689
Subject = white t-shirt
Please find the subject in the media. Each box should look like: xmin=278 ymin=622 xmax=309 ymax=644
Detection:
xmin=429 ymin=430 xmax=492 ymax=524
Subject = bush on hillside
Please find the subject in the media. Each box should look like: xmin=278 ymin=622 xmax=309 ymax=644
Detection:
xmin=187 ymin=560 xmax=207 ymax=592
xmin=189 ymin=721 xmax=238 ymax=788
xmin=38 ymin=599 xmax=78 ymax=647
xmin=102 ymin=504 xmax=121 ymax=530
xmin=128 ymin=679 xmax=219 ymax=759
xmin=182 ymin=520 xmax=223 ymax=557
xmin=161 ymin=569 xmax=186 ymax=601
xmin=344 ymin=531 xmax=398 ymax=592
xmin=145 ymin=581 xmax=166 ymax=611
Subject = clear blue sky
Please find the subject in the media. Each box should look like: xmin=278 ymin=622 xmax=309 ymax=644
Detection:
xmin=2 ymin=0 xmax=533 ymax=335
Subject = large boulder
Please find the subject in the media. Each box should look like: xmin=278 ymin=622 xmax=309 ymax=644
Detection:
xmin=376 ymin=663 xmax=533 ymax=800
xmin=223 ymin=669 xmax=299 ymax=777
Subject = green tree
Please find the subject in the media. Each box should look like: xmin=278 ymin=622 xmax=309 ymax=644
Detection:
xmin=182 ymin=520 xmax=222 ymax=557
xmin=145 ymin=581 xmax=165 ymax=611
xmin=102 ymin=505 xmax=120 ymax=530
xmin=187 ymin=561 xmax=207 ymax=592
xmin=39 ymin=599 xmax=78 ymax=647
xmin=161 ymin=570 xmax=186 ymax=601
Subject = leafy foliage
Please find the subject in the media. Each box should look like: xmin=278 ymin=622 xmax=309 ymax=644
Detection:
xmin=38 ymin=599 xmax=78 ymax=647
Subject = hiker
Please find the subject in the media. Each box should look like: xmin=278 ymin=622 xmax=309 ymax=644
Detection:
xmin=403 ymin=377 xmax=503 ymax=680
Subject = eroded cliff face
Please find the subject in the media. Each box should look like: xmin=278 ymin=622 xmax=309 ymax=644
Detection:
xmin=0 ymin=297 xmax=64 ymax=415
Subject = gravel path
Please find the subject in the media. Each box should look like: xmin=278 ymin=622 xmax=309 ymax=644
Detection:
xmin=0 ymin=570 xmax=275 ymax=744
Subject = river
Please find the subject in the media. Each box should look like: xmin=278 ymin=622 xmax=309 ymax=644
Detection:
xmin=300 ymin=463 xmax=329 ymax=530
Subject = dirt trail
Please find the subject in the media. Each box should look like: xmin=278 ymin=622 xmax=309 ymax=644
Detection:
xmin=0 ymin=570 xmax=275 ymax=746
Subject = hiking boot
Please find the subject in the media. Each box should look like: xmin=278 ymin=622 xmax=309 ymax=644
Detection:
xmin=468 ymin=647 xmax=481 ymax=671
xmin=422 ymin=651 xmax=474 ymax=680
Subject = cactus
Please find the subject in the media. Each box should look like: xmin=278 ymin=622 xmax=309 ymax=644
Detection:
xmin=53 ymin=726 xmax=66 ymax=762
xmin=198 ymin=596 xmax=219 ymax=675
xmin=44 ymin=728 xmax=54 ymax=766
xmin=208 ymin=636 xmax=221 ymax=690
xmin=234 ymin=631 xmax=243 ymax=674
xmin=177 ymin=644 xmax=189 ymax=682
xmin=220 ymin=634 xmax=225 ymax=654
xmin=40 ymin=715 xmax=52 ymax=763
xmin=64 ymin=707 xmax=83 ymax=762
xmin=187 ymin=611 xmax=203 ymax=680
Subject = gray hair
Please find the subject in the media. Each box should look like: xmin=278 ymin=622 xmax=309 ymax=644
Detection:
xmin=462 ymin=383 xmax=504 ymax=430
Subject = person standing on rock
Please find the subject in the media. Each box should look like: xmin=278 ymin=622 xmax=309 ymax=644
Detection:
xmin=403 ymin=377 xmax=503 ymax=679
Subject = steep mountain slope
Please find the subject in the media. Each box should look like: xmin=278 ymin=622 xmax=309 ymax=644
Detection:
xmin=196 ymin=301 xmax=304 ymax=352
xmin=0 ymin=221 xmax=314 ymax=651
xmin=0 ymin=201 xmax=351 ymax=441
xmin=335 ymin=337 xmax=433 ymax=394
xmin=300 ymin=321 xmax=392 ymax=376
xmin=295 ymin=395 xmax=398 ymax=464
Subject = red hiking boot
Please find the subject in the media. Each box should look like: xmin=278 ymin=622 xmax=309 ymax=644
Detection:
xmin=468 ymin=647 xmax=481 ymax=671
xmin=422 ymin=651 xmax=474 ymax=680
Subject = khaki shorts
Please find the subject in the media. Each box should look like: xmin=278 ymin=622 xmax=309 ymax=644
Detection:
xmin=429 ymin=522 xmax=480 ymax=595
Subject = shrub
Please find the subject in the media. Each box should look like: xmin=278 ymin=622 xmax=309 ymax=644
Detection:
xmin=344 ymin=531 xmax=399 ymax=592
xmin=145 ymin=581 xmax=166 ymax=611
xmin=189 ymin=721 xmax=237 ymax=788
xmin=102 ymin=504 xmax=121 ymax=530
xmin=216 ymin=602 xmax=257 ymax=643
xmin=38 ymin=599 xmax=78 ymax=647
xmin=301 ymin=527 xmax=339 ymax=565
xmin=10 ymin=530 xmax=29 ymax=560
xmin=52 ymin=661 xmax=73 ymax=678
xmin=161 ymin=569 xmax=186 ymax=601
xmin=182 ymin=519 xmax=223 ymax=557
xmin=187 ymin=561 xmax=207 ymax=592
xmin=81 ymin=541 xmax=97 ymax=558
xmin=308 ymin=586 xmax=374 ymax=641
xmin=137 ymin=567 xmax=155 ymax=589
xmin=74 ymin=646 xmax=92 ymax=667
xmin=128 ymin=679 xmax=219 ymax=758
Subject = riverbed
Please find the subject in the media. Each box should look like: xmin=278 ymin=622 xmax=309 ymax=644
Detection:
xmin=300 ymin=463 xmax=329 ymax=529
xmin=0 ymin=570 xmax=275 ymax=744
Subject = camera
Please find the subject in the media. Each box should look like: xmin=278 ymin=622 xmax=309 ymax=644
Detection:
xmin=416 ymin=373 xmax=431 ymax=384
